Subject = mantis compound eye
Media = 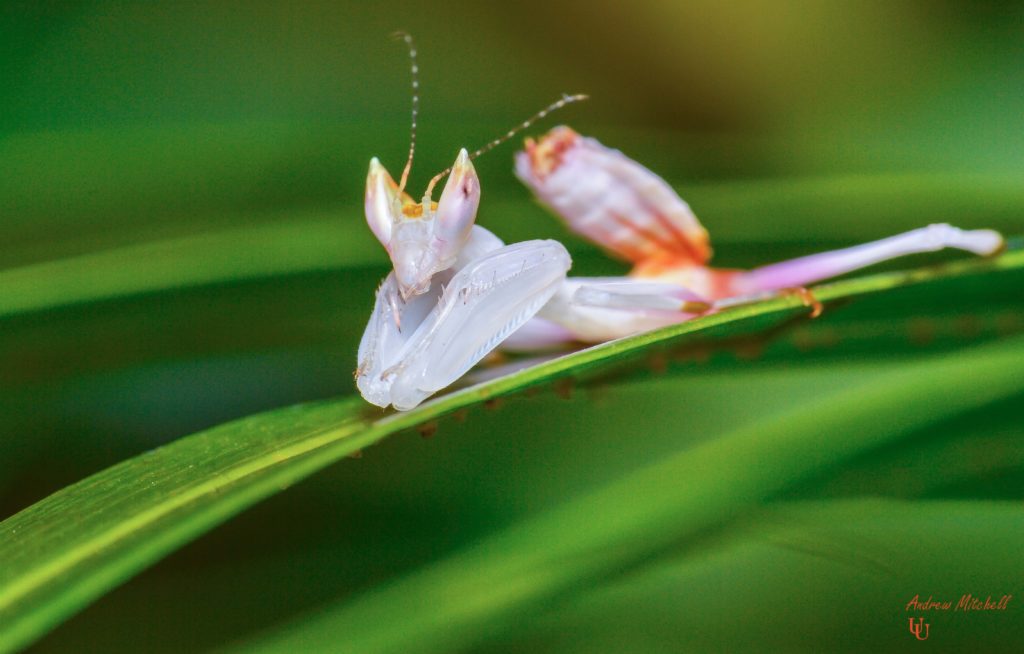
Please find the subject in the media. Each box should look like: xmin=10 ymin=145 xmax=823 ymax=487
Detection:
xmin=434 ymin=149 xmax=480 ymax=259
xmin=364 ymin=157 xmax=401 ymax=249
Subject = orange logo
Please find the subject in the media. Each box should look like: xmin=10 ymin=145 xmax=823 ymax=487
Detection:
xmin=908 ymin=617 xmax=930 ymax=641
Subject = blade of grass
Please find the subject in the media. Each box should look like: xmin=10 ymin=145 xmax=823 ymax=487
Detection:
xmin=0 ymin=254 xmax=1022 ymax=653
xmin=0 ymin=217 xmax=375 ymax=320
xmin=6 ymin=363 xmax=942 ymax=652
xmin=794 ymin=411 xmax=1024 ymax=500
xmin=231 ymin=336 xmax=1024 ymax=654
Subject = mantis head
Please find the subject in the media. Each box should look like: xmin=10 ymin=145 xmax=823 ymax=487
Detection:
xmin=363 ymin=33 xmax=583 ymax=301
xmin=365 ymin=148 xmax=481 ymax=300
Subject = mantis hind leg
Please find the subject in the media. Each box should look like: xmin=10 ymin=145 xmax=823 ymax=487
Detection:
xmin=732 ymin=224 xmax=1003 ymax=294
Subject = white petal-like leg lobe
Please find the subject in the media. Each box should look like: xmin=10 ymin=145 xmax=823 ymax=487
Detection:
xmin=734 ymin=224 xmax=1005 ymax=294
xmin=535 ymin=277 xmax=709 ymax=344
xmin=568 ymin=278 xmax=710 ymax=312
xmin=378 ymin=240 xmax=571 ymax=410
xmin=501 ymin=317 xmax=577 ymax=352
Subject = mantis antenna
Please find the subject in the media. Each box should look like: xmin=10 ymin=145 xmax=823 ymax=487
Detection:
xmin=423 ymin=92 xmax=589 ymax=200
xmin=393 ymin=31 xmax=419 ymax=197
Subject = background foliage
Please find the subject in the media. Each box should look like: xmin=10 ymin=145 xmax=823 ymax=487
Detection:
xmin=1 ymin=1 xmax=1022 ymax=652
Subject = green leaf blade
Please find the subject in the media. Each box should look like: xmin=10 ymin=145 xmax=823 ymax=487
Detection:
xmin=234 ymin=334 xmax=1024 ymax=654
xmin=0 ymin=251 xmax=1021 ymax=653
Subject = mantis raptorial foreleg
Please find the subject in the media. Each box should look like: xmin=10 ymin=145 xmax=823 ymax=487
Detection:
xmin=356 ymin=270 xmax=446 ymax=407
xmin=357 ymin=233 xmax=569 ymax=410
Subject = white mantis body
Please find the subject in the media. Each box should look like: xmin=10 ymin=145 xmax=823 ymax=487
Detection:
xmin=357 ymin=38 xmax=1005 ymax=410
xmin=356 ymin=35 xmax=577 ymax=410
xmin=355 ymin=149 xmax=570 ymax=410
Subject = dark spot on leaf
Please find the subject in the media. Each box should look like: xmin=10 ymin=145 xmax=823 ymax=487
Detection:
xmin=418 ymin=421 xmax=438 ymax=438
xmin=554 ymin=377 xmax=575 ymax=400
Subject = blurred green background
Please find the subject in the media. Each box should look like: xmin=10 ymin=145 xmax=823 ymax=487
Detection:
xmin=2 ymin=1 xmax=1022 ymax=651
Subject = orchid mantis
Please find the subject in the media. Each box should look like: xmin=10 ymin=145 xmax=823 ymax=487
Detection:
xmin=355 ymin=148 xmax=570 ymax=410
xmin=355 ymin=35 xmax=578 ymax=410
xmin=356 ymin=36 xmax=1004 ymax=411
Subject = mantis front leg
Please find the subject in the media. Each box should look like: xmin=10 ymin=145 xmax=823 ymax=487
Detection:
xmin=357 ymin=239 xmax=571 ymax=410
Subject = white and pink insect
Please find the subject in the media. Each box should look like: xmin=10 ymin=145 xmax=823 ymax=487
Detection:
xmin=355 ymin=145 xmax=571 ymax=410
xmin=355 ymin=35 xmax=579 ymax=410
xmin=356 ymin=36 xmax=1005 ymax=410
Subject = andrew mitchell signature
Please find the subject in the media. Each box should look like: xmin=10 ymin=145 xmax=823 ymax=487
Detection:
xmin=904 ymin=594 xmax=1013 ymax=641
